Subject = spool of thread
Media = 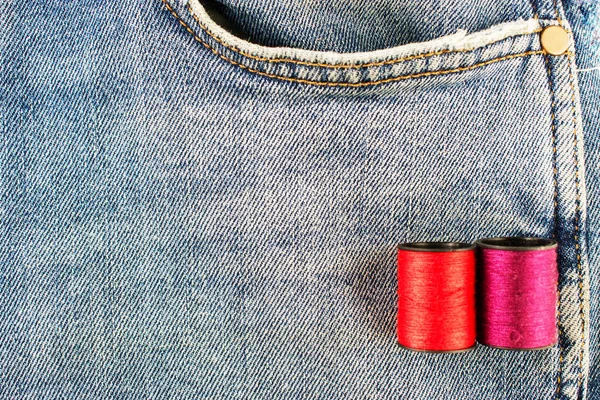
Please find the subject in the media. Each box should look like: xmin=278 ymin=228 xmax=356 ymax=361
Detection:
xmin=476 ymin=237 xmax=558 ymax=350
xmin=396 ymin=242 xmax=476 ymax=352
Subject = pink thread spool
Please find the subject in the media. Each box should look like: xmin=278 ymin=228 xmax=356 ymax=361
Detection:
xmin=476 ymin=237 xmax=558 ymax=350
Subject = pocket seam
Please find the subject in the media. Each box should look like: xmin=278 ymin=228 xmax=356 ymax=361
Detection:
xmin=566 ymin=51 xmax=586 ymax=399
xmin=161 ymin=0 xmax=560 ymax=87
xmin=185 ymin=1 xmax=544 ymax=69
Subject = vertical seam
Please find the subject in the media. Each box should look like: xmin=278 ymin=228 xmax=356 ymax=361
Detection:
xmin=531 ymin=3 xmax=565 ymax=395
xmin=555 ymin=0 xmax=585 ymax=391
xmin=544 ymin=52 xmax=563 ymax=400
xmin=550 ymin=0 xmax=568 ymax=392
xmin=537 ymin=1 xmax=564 ymax=394
xmin=567 ymin=51 xmax=585 ymax=398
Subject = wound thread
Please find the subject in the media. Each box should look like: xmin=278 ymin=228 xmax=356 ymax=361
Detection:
xmin=476 ymin=237 xmax=558 ymax=350
xmin=396 ymin=242 xmax=476 ymax=352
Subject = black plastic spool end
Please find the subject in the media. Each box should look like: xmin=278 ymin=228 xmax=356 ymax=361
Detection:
xmin=396 ymin=241 xmax=475 ymax=252
xmin=475 ymin=237 xmax=557 ymax=251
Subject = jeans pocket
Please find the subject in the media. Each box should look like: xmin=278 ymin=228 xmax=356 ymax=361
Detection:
xmin=158 ymin=1 xmax=589 ymax=398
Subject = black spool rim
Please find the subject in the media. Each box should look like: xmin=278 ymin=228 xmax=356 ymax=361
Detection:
xmin=398 ymin=343 xmax=477 ymax=353
xmin=396 ymin=242 xmax=475 ymax=252
xmin=475 ymin=237 xmax=557 ymax=251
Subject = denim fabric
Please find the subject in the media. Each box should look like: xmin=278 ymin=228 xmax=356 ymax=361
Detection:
xmin=561 ymin=0 xmax=600 ymax=397
xmin=205 ymin=0 xmax=533 ymax=52
xmin=0 ymin=0 xmax=594 ymax=399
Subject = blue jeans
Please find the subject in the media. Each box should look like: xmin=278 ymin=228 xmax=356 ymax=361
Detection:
xmin=1 ymin=0 xmax=598 ymax=398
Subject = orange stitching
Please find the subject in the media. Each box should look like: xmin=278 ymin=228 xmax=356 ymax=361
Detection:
xmin=185 ymin=1 xmax=543 ymax=69
xmin=163 ymin=0 xmax=581 ymax=392
xmin=567 ymin=52 xmax=585 ymax=397
xmin=546 ymin=3 xmax=572 ymax=396
xmin=162 ymin=1 xmax=548 ymax=86
xmin=538 ymin=8 xmax=564 ymax=395
xmin=544 ymin=52 xmax=563 ymax=399
xmin=165 ymin=0 xmax=580 ymax=392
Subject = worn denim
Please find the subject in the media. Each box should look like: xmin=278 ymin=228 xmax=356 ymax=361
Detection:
xmin=564 ymin=0 xmax=600 ymax=398
xmin=1 ymin=0 xmax=597 ymax=399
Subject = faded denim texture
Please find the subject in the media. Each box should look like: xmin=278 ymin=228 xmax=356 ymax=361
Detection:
xmin=563 ymin=0 xmax=600 ymax=397
xmin=0 ymin=0 xmax=597 ymax=399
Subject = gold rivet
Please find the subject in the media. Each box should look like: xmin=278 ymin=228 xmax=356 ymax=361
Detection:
xmin=540 ymin=26 xmax=569 ymax=56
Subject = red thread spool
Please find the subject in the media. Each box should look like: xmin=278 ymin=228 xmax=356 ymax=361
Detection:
xmin=397 ymin=242 xmax=476 ymax=352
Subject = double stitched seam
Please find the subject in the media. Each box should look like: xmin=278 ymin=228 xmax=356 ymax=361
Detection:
xmin=535 ymin=1 xmax=564 ymax=393
xmin=551 ymin=0 xmax=584 ymax=395
xmin=544 ymin=51 xmax=563 ymax=400
xmin=545 ymin=0 xmax=583 ymax=394
xmin=567 ymin=52 xmax=585 ymax=397
xmin=185 ymin=1 xmax=542 ymax=69
xmin=161 ymin=1 xmax=549 ymax=86
xmin=548 ymin=0 xmax=565 ymax=394
xmin=164 ymin=0 xmax=586 ymax=395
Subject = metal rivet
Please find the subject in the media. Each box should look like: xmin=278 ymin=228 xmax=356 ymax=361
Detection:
xmin=540 ymin=26 xmax=569 ymax=56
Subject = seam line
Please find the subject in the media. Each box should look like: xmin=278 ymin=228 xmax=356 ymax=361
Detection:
xmin=567 ymin=52 xmax=585 ymax=399
xmin=163 ymin=0 xmax=584 ymax=395
xmin=537 ymin=4 xmax=564 ymax=394
xmin=544 ymin=51 xmax=563 ymax=400
xmin=550 ymin=0 xmax=564 ymax=393
xmin=161 ymin=1 xmax=551 ymax=87
xmin=185 ymin=1 xmax=542 ymax=69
